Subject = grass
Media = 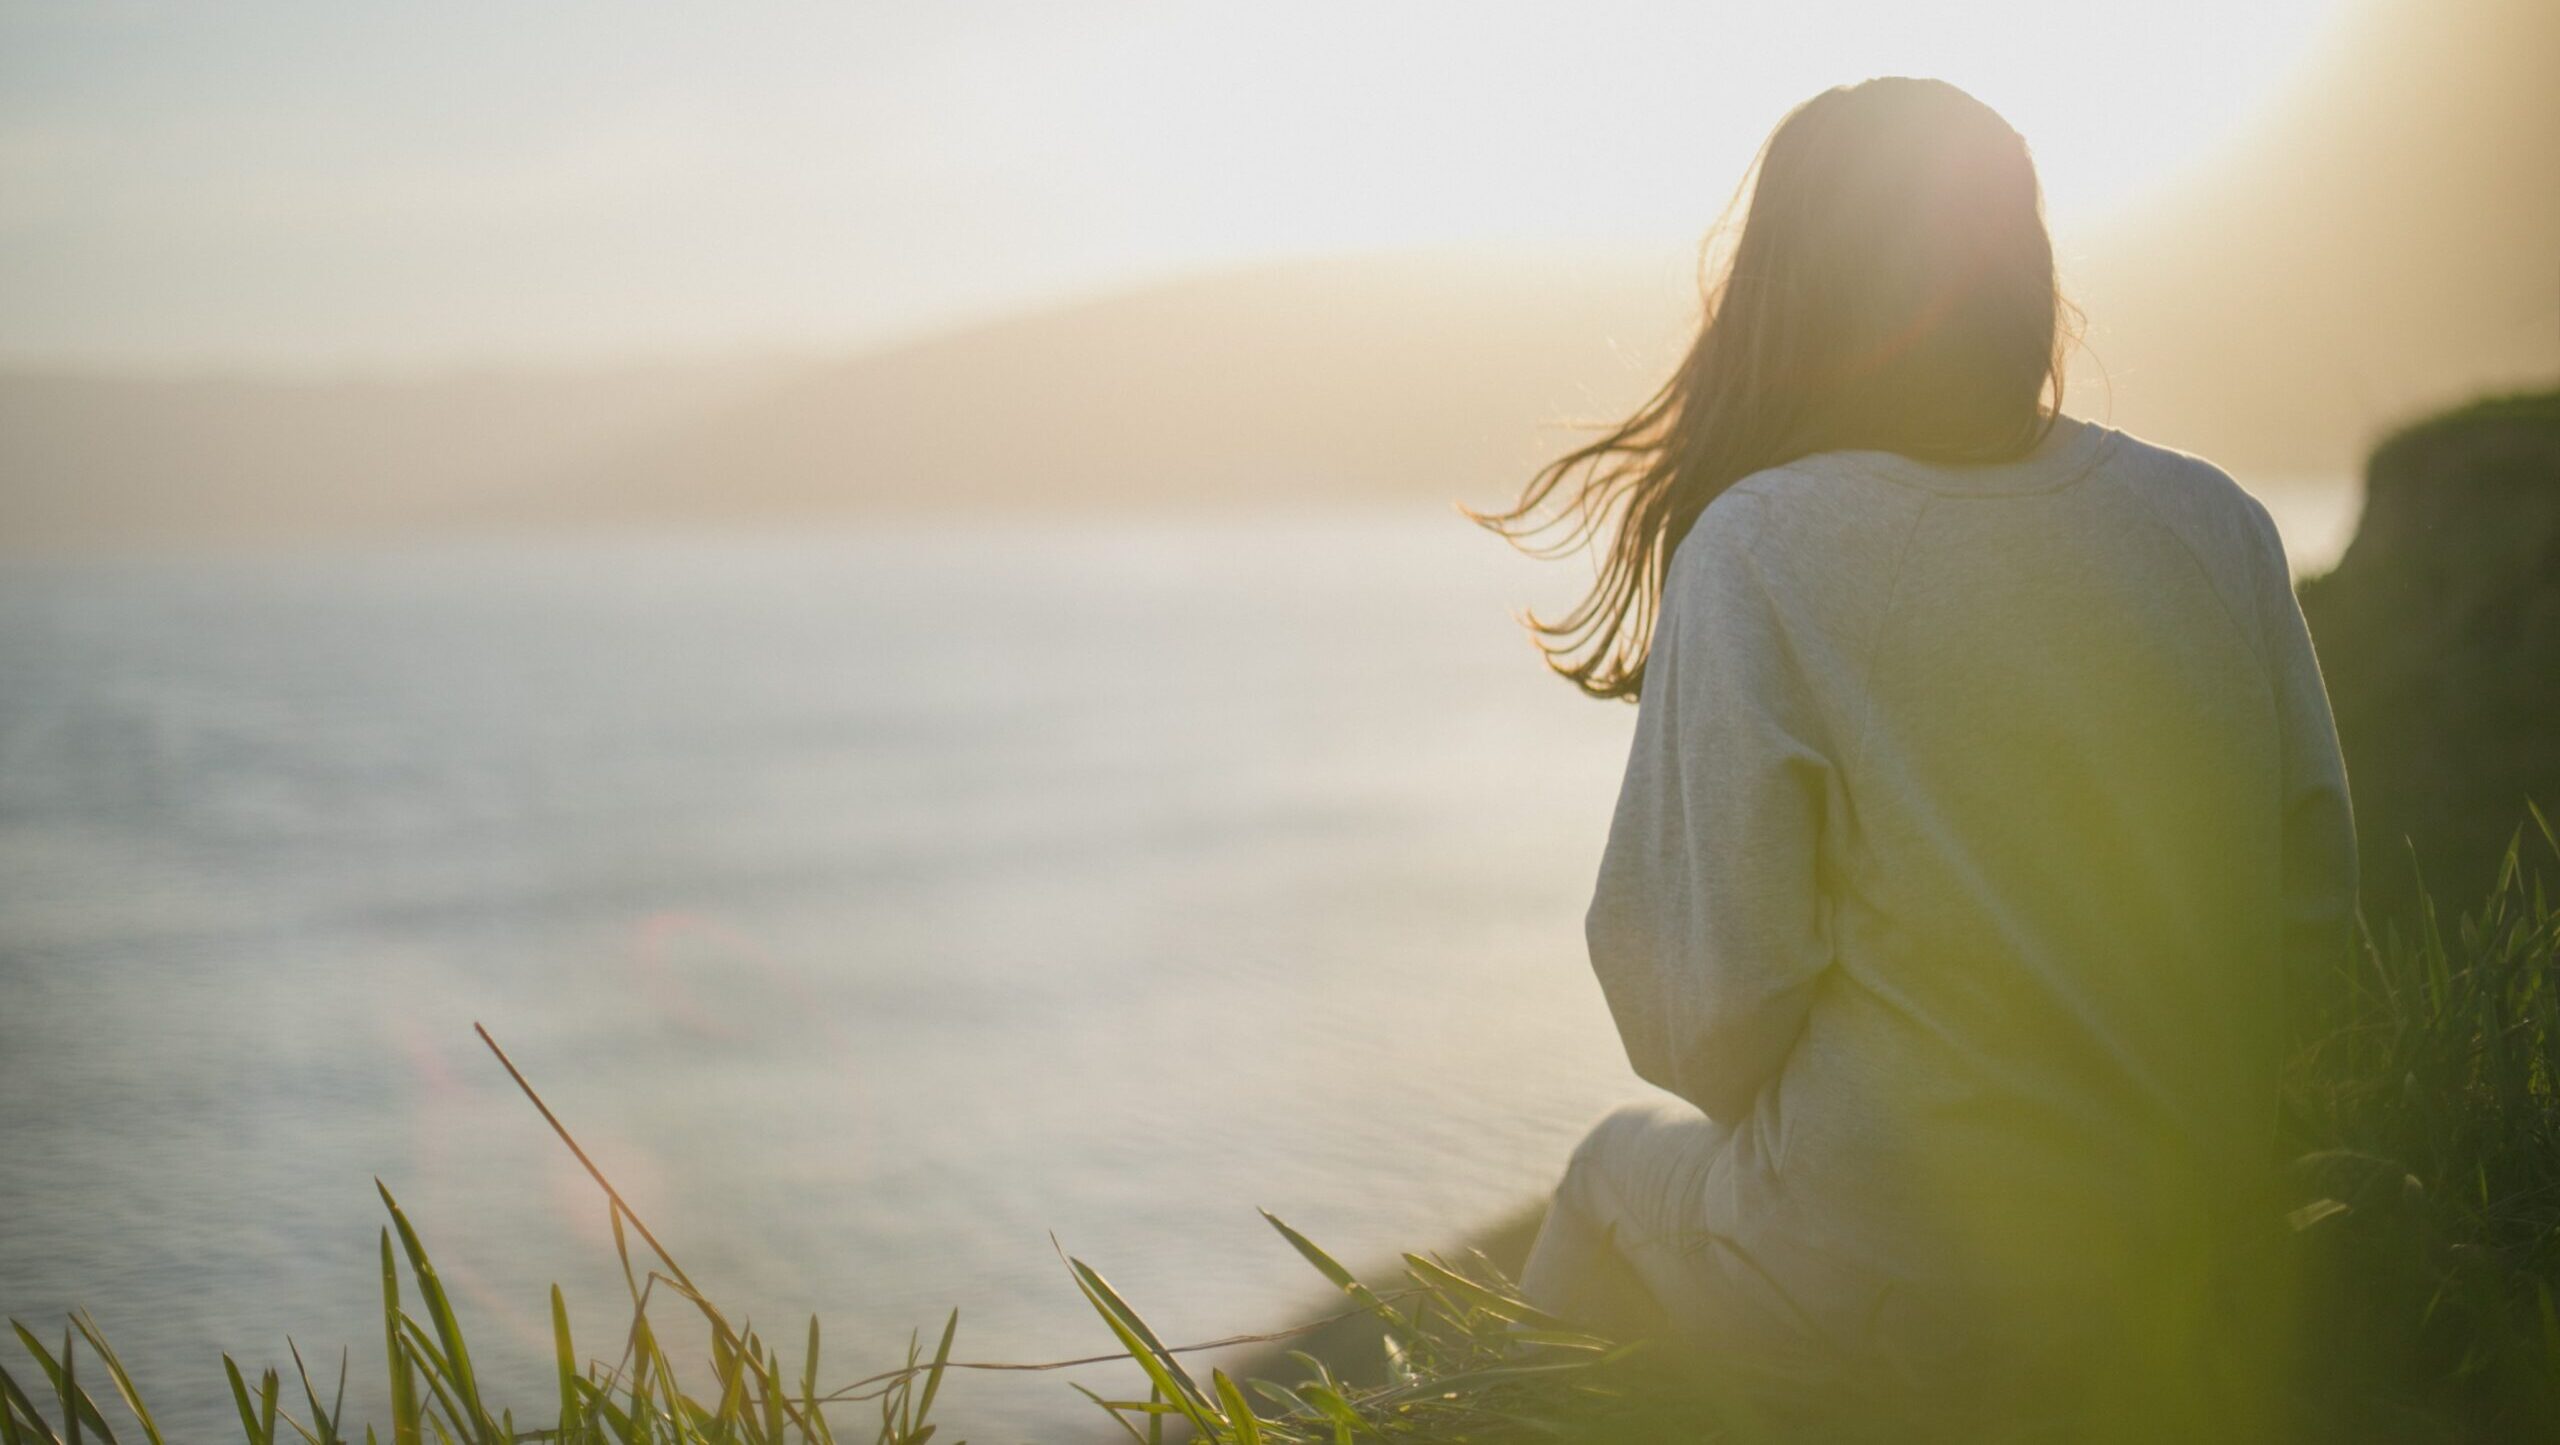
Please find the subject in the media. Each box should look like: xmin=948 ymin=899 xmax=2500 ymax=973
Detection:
xmin=8 ymin=813 xmax=2559 ymax=1444
xmin=2278 ymin=809 xmax=2560 ymax=1439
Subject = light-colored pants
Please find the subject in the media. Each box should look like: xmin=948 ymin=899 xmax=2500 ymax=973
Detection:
xmin=1517 ymin=1098 xmax=2266 ymax=1430
xmin=1519 ymin=1098 xmax=1744 ymax=1345
xmin=1516 ymin=1097 xmax=1901 ymax=1370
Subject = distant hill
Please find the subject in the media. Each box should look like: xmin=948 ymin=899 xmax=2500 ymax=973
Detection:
xmin=0 ymin=363 xmax=784 ymax=550
xmin=0 ymin=0 xmax=2549 ymax=549
xmin=0 ymin=253 xmax=1689 ymax=549
xmin=547 ymin=251 xmax=1688 ymax=524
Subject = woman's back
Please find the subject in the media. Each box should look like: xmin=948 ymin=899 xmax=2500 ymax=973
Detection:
xmin=1581 ymin=414 xmax=2357 ymax=1361
xmin=1500 ymin=80 xmax=2359 ymax=1424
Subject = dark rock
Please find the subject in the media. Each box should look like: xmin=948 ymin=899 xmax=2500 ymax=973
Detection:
xmin=2296 ymin=389 xmax=2560 ymax=924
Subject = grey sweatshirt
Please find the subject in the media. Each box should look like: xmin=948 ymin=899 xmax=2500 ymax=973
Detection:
xmin=1583 ymin=414 xmax=2358 ymax=1353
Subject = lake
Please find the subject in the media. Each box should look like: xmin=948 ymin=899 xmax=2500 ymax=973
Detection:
xmin=0 ymin=486 xmax=2357 ymax=1440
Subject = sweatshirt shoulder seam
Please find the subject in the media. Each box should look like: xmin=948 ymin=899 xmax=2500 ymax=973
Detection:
xmin=2117 ymin=473 xmax=2275 ymax=676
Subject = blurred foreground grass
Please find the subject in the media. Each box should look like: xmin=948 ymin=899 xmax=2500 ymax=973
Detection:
xmin=7 ymin=813 xmax=2558 ymax=1444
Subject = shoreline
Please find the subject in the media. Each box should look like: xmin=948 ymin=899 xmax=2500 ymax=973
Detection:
xmin=1226 ymin=1201 xmax=1551 ymax=1389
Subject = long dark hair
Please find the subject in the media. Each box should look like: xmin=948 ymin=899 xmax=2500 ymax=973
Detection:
xmin=1476 ymin=77 xmax=2076 ymax=700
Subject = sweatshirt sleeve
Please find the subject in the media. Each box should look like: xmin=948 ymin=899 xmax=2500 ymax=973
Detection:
xmin=1584 ymin=490 xmax=1835 ymax=1123
xmin=2248 ymin=503 xmax=2360 ymax=980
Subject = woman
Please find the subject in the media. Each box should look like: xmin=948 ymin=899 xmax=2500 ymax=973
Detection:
xmin=1487 ymin=79 xmax=2358 ymax=1412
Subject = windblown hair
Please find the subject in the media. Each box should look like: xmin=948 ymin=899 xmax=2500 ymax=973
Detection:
xmin=1477 ymin=78 xmax=2076 ymax=699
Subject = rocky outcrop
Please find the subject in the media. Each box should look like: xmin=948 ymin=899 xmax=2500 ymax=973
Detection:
xmin=2296 ymin=390 xmax=2560 ymax=922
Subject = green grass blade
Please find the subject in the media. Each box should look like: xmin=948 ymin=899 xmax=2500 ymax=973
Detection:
xmin=1399 ymin=1253 xmax=1579 ymax=1332
xmin=285 ymin=1341 xmax=339 ymax=1445
xmin=1260 ymin=1212 xmax=1408 ymax=1338
xmin=757 ymin=1340 xmax=784 ymax=1443
xmin=64 ymin=1316 xmax=156 ymax=1445
xmin=912 ymin=1310 xmax=957 ymax=1432
xmin=376 ymin=1231 xmax=422 ymax=1445
xmin=1282 ymin=1351 xmax=1335 ymax=1391
xmin=55 ymin=1332 xmax=80 ymax=1445
xmin=374 ymin=1184 xmax=491 ymax=1444
xmin=6 ymin=1327 xmax=110 ymax=1445
xmin=327 ymin=1355 xmax=347 ymax=1445
xmin=1256 ymin=1212 xmax=1359 ymax=1294
xmin=799 ymin=1315 xmax=835 ymax=1445
xmin=0 ymin=1359 xmax=63 ymax=1445
xmin=1212 ymin=1369 xmax=1264 ymax=1445
xmin=1065 ymin=1261 xmax=1218 ymax=1438
xmin=1067 ymin=1260 xmax=1208 ymax=1409
xmin=395 ymin=1325 xmax=468 ymax=1445
xmin=1067 ymin=1382 xmax=1152 ymax=1445
xmin=1294 ymin=1379 xmax=1363 ymax=1444
xmin=579 ymin=1380 xmax=636 ymax=1444
xmin=708 ymin=1327 xmax=745 ymax=1429
xmin=798 ymin=1316 xmax=819 ymax=1412
xmin=222 ymin=1358 xmax=270 ymax=1445
xmin=547 ymin=1287 xmax=581 ymax=1438
xmin=1248 ymin=1377 xmax=1319 ymax=1421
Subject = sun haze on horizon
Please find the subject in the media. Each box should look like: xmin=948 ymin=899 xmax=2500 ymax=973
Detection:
xmin=0 ymin=0 xmax=2355 ymax=371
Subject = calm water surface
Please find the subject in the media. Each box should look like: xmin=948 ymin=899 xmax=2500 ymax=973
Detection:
xmin=0 ymin=490 xmax=2355 ymax=1440
xmin=0 ymin=513 xmax=1649 ymax=1440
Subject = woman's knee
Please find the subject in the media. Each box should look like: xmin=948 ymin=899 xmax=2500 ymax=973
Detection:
xmin=1567 ymin=1097 xmax=1702 ymax=1176
xmin=1573 ymin=1092 xmax=1667 ymax=1147
xmin=1556 ymin=1096 xmax=1720 ymax=1240
xmin=1534 ymin=1098 xmax=1724 ymax=1339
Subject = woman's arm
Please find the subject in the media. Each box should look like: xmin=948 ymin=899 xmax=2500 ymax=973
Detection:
xmin=2249 ymin=505 xmax=2359 ymax=981
xmin=1583 ymin=490 xmax=1835 ymax=1123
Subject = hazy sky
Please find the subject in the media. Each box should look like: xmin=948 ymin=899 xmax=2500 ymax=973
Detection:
xmin=1 ymin=0 xmax=2355 ymax=369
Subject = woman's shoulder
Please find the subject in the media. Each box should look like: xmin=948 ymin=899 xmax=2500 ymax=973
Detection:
xmin=1722 ymin=417 xmax=2280 ymax=558
xmin=1678 ymin=457 xmax=1932 ymax=581
xmin=1667 ymin=464 xmax=1931 ymax=630
xmin=2093 ymin=422 xmax=2262 ymax=507
xmin=2084 ymin=422 xmax=2292 ymax=574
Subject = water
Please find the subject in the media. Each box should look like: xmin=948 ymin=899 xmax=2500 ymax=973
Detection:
xmin=0 ymin=485 xmax=2359 ymax=1441
xmin=0 ymin=512 xmax=1650 ymax=1440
